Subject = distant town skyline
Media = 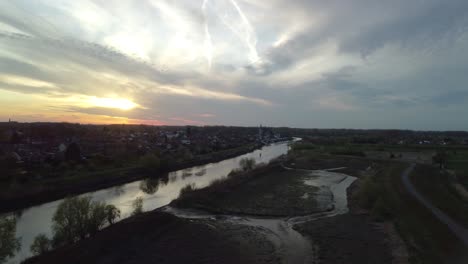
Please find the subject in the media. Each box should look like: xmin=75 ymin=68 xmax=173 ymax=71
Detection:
xmin=1 ymin=0 xmax=468 ymax=130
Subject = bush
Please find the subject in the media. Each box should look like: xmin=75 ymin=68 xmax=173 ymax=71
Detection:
xmin=131 ymin=197 xmax=144 ymax=216
xmin=51 ymin=196 xmax=119 ymax=247
xmin=104 ymin=205 xmax=121 ymax=225
xmin=227 ymin=168 xmax=242 ymax=178
xmin=0 ymin=216 xmax=21 ymax=263
xmin=357 ymin=176 xmax=380 ymax=209
xmin=179 ymin=183 xmax=196 ymax=198
xmin=30 ymin=234 xmax=51 ymax=256
xmin=239 ymin=158 xmax=256 ymax=171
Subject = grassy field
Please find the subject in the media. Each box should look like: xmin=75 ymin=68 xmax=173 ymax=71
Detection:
xmin=446 ymin=150 xmax=468 ymax=188
xmin=411 ymin=164 xmax=468 ymax=228
xmin=357 ymin=162 xmax=467 ymax=264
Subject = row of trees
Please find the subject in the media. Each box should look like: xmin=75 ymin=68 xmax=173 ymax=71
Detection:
xmin=29 ymin=197 xmax=121 ymax=256
xmin=30 ymin=195 xmax=146 ymax=257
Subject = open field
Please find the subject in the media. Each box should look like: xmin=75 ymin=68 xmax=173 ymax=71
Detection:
xmin=410 ymin=164 xmax=468 ymax=229
xmin=446 ymin=149 xmax=468 ymax=188
xmin=356 ymin=162 xmax=468 ymax=264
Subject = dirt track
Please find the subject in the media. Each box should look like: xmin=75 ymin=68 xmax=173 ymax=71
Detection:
xmin=401 ymin=163 xmax=468 ymax=247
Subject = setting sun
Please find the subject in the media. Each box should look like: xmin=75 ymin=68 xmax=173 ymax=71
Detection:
xmin=88 ymin=97 xmax=139 ymax=110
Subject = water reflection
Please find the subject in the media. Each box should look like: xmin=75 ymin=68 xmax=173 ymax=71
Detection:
xmin=194 ymin=168 xmax=206 ymax=176
xmin=139 ymin=178 xmax=160 ymax=195
xmin=7 ymin=141 xmax=292 ymax=264
xmin=169 ymin=172 xmax=178 ymax=183
xmin=112 ymin=186 xmax=125 ymax=196
xmin=181 ymin=171 xmax=193 ymax=179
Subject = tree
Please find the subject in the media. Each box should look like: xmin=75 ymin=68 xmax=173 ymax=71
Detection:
xmin=239 ymin=158 xmax=256 ymax=171
xmin=433 ymin=150 xmax=447 ymax=169
xmin=131 ymin=197 xmax=144 ymax=216
xmin=0 ymin=216 xmax=21 ymax=263
xmin=51 ymin=197 xmax=119 ymax=247
xmin=139 ymin=153 xmax=160 ymax=171
xmin=30 ymin=234 xmax=51 ymax=256
xmin=104 ymin=205 xmax=120 ymax=225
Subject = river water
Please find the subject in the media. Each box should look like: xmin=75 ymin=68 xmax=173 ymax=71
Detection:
xmin=6 ymin=141 xmax=292 ymax=264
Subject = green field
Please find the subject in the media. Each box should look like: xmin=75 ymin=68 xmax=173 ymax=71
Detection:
xmin=446 ymin=150 xmax=468 ymax=188
xmin=357 ymin=162 xmax=467 ymax=264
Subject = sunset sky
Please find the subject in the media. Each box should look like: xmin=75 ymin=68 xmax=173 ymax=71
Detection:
xmin=1 ymin=0 xmax=468 ymax=130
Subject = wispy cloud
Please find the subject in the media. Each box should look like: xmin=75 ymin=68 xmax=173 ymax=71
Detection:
xmin=1 ymin=0 xmax=468 ymax=129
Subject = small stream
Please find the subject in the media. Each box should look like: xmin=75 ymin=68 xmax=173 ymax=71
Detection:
xmin=162 ymin=169 xmax=357 ymax=264
xmin=5 ymin=141 xmax=293 ymax=264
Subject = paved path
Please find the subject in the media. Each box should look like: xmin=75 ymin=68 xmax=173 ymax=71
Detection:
xmin=401 ymin=164 xmax=468 ymax=247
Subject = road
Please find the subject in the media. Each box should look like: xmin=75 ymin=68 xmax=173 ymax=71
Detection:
xmin=401 ymin=164 xmax=468 ymax=247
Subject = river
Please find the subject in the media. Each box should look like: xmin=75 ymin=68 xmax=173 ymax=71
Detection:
xmin=6 ymin=141 xmax=293 ymax=264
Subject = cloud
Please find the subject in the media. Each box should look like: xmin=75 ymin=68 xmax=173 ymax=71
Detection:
xmin=1 ymin=0 xmax=468 ymax=130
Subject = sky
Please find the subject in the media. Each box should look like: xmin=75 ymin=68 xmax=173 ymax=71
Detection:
xmin=1 ymin=0 xmax=468 ymax=130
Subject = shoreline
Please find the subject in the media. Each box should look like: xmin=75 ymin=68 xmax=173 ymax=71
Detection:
xmin=0 ymin=143 xmax=263 ymax=214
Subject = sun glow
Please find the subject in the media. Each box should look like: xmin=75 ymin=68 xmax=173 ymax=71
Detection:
xmin=88 ymin=97 xmax=139 ymax=110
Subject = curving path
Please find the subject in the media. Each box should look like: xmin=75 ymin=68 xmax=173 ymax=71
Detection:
xmin=401 ymin=164 xmax=468 ymax=247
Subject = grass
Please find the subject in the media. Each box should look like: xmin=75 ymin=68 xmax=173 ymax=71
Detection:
xmin=356 ymin=162 xmax=467 ymax=264
xmin=446 ymin=150 xmax=468 ymax=188
xmin=410 ymin=164 xmax=468 ymax=228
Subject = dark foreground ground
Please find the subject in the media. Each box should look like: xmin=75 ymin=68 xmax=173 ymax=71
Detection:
xmin=25 ymin=211 xmax=276 ymax=264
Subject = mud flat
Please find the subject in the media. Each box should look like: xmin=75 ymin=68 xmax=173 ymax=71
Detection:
xmin=171 ymin=165 xmax=333 ymax=216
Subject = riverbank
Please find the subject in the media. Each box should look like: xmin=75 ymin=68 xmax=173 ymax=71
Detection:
xmin=171 ymin=163 xmax=332 ymax=217
xmin=24 ymin=211 xmax=277 ymax=264
xmin=0 ymin=143 xmax=261 ymax=213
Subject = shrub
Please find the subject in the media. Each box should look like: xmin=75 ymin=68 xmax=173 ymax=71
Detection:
xmin=139 ymin=154 xmax=161 ymax=171
xmin=30 ymin=234 xmax=51 ymax=256
xmin=131 ymin=197 xmax=144 ymax=216
xmin=179 ymin=183 xmax=196 ymax=198
xmin=0 ymin=216 xmax=21 ymax=263
xmin=357 ymin=176 xmax=380 ymax=209
xmin=227 ymin=168 xmax=242 ymax=178
xmin=104 ymin=205 xmax=121 ymax=225
xmin=239 ymin=158 xmax=256 ymax=171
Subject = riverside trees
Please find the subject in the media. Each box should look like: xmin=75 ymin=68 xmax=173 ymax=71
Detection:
xmin=31 ymin=196 xmax=120 ymax=256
